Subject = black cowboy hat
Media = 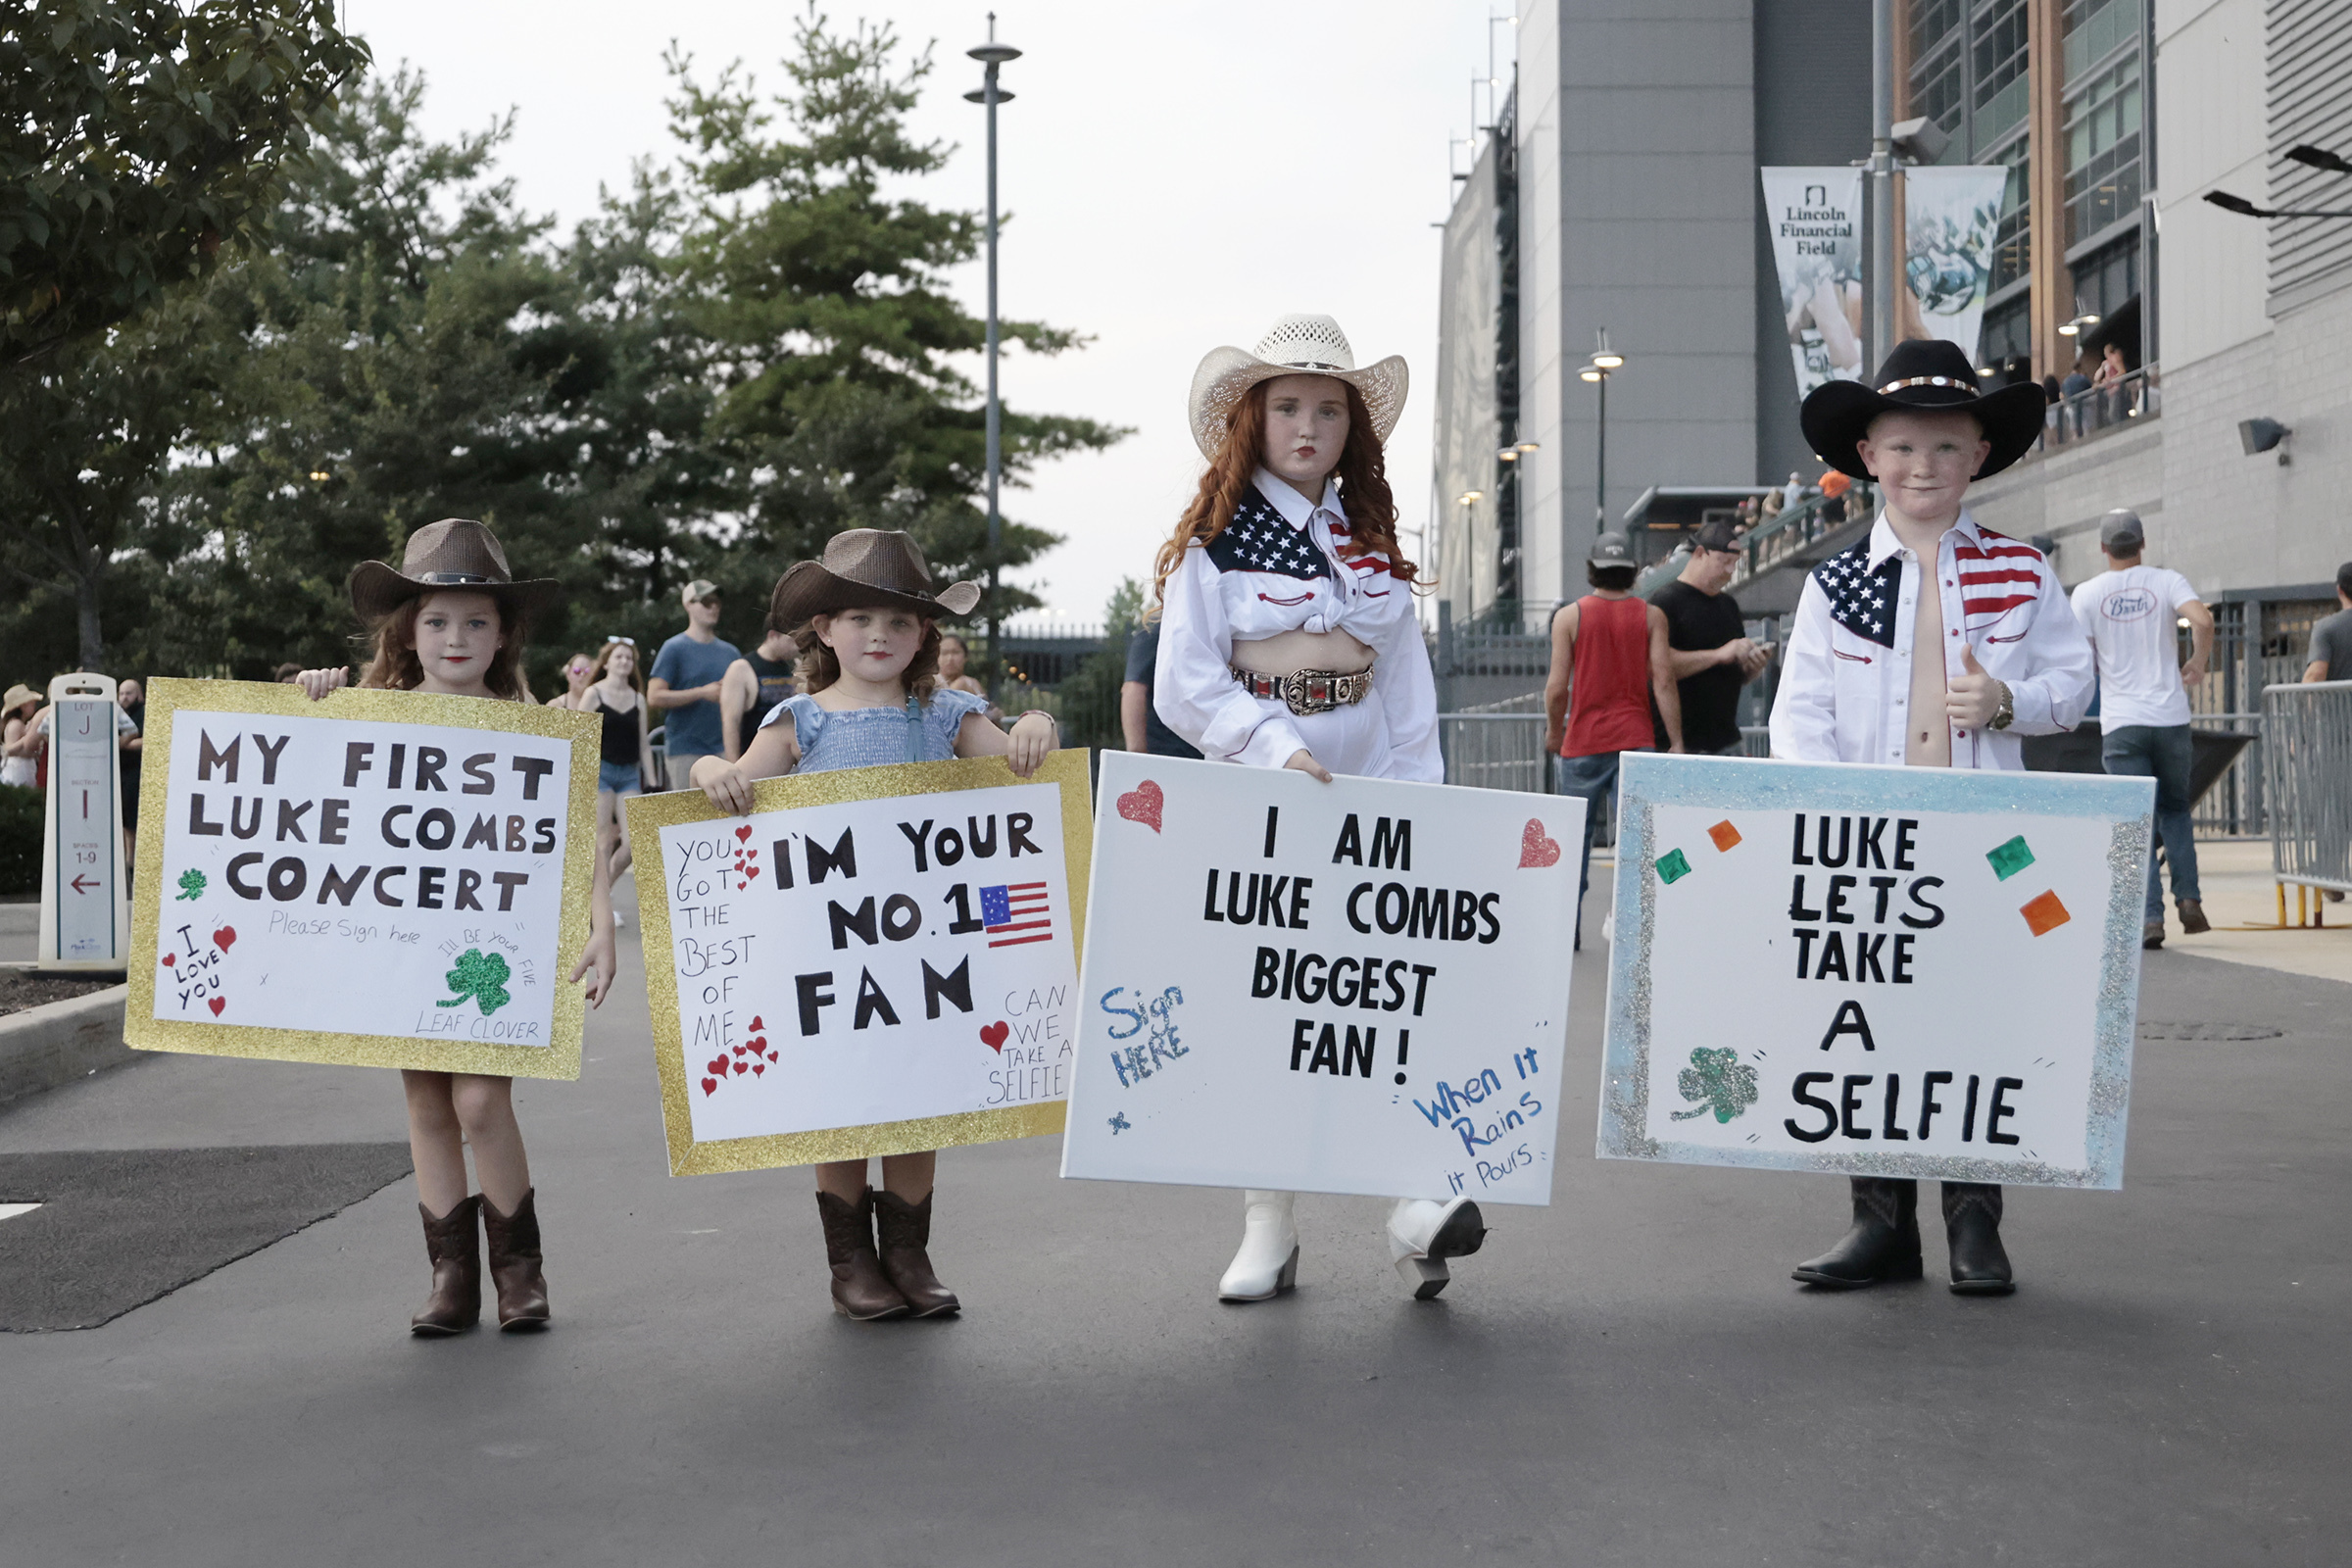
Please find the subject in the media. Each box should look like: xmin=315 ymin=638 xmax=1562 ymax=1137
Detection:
xmin=1800 ymin=339 xmax=2047 ymax=481
xmin=768 ymin=528 xmax=982 ymax=632
xmin=348 ymin=518 xmax=563 ymax=623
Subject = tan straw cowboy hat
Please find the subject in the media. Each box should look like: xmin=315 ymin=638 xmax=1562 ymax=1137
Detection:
xmin=1187 ymin=314 xmax=1409 ymax=460
xmin=348 ymin=518 xmax=563 ymax=623
xmin=769 ymin=529 xmax=983 ymax=631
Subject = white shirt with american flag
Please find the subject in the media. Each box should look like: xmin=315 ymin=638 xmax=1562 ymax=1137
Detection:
xmin=1769 ymin=510 xmax=2093 ymax=771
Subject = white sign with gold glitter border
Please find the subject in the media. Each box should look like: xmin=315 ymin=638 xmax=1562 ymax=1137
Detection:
xmin=627 ymin=750 xmax=1091 ymax=1178
xmin=125 ymin=678 xmax=600 ymax=1080
xmin=1596 ymin=753 xmax=2154 ymax=1190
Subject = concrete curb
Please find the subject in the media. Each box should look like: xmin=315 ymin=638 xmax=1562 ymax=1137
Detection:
xmin=0 ymin=981 xmax=135 ymax=1109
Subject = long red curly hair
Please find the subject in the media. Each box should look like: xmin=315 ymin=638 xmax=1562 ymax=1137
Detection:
xmin=1150 ymin=379 xmax=1419 ymax=610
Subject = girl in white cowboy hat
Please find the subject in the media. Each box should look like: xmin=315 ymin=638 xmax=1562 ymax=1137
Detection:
xmin=695 ymin=528 xmax=1056 ymax=1321
xmin=1152 ymin=313 xmax=1489 ymax=1302
xmin=296 ymin=517 xmax=620 ymax=1336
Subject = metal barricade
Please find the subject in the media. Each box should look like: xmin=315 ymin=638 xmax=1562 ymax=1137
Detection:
xmin=1439 ymin=713 xmax=1549 ymax=795
xmin=2263 ymin=681 xmax=2352 ymax=893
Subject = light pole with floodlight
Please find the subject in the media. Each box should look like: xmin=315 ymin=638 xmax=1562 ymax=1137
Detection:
xmin=966 ymin=15 xmax=1019 ymax=702
xmin=1580 ymin=331 xmax=1624 ymax=539
xmin=1456 ymin=490 xmax=1485 ymax=622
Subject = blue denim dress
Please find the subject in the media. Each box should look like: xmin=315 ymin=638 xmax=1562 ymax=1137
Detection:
xmin=760 ymin=688 xmax=991 ymax=774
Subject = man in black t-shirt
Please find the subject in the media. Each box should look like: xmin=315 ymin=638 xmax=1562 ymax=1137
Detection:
xmin=1122 ymin=622 xmax=1203 ymax=757
xmin=1648 ymin=518 xmax=1768 ymax=754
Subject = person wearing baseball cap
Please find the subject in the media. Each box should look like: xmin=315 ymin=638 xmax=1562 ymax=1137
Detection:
xmin=1652 ymin=517 xmax=1771 ymax=757
xmin=648 ymin=577 xmax=741 ymax=791
xmin=1543 ymin=530 xmax=1686 ymax=948
xmin=2069 ymin=508 xmax=2213 ymax=948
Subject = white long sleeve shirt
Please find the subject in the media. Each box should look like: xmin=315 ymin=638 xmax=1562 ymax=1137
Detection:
xmin=1154 ymin=470 xmax=1441 ymax=779
xmin=1769 ymin=511 xmax=2093 ymax=770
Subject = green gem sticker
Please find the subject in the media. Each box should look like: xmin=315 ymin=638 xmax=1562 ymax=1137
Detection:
xmin=1656 ymin=848 xmax=1692 ymax=885
xmin=1986 ymin=835 xmax=2035 ymax=881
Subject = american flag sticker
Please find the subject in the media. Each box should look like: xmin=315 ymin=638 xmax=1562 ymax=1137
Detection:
xmin=981 ymin=882 xmax=1054 ymax=947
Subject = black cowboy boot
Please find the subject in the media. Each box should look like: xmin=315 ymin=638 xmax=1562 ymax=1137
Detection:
xmin=1941 ymin=1182 xmax=2015 ymax=1295
xmin=1792 ymin=1177 xmax=1922 ymax=1289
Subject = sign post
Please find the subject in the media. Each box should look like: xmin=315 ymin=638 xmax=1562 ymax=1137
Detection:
xmin=37 ymin=672 xmax=129 ymax=972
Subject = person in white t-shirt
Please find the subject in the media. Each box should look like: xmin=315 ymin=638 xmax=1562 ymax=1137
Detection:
xmin=2069 ymin=509 xmax=2214 ymax=949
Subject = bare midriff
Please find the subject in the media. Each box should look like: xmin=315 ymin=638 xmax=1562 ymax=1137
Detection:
xmin=1231 ymin=627 xmax=1374 ymax=677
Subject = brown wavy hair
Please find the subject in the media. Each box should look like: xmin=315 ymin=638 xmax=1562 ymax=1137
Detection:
xmin=796 ymin=611 xmax=942 ymax=705
xmin=358 ymin=593 xmax=533 ymax=702
xmin=1150 ymin=378 xmax=1418 ymax=610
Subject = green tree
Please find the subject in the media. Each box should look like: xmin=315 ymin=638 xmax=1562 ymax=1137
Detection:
xmin=1054 ymin=577 xmax=1147 ymax=752
xmin=1 ymin=0 xmax=368 ymax=367
xmin=662 ymin=9 xmax=1125 ymax=635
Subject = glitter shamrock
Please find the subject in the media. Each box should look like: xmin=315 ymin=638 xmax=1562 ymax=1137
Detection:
xmin=1671 ymin=1046 xmax=1759 ymax=1123
xmin=438 ymin=948 xmax=513 ymax=1015
xmin=175 ymin=868 xmax=207 ymax=901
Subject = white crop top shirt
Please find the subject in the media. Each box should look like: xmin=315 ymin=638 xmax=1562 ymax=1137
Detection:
xmin=1153 ymin=470 xmax=1440 ymax=778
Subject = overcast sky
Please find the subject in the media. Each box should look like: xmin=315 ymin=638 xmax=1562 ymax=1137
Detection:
xmin=344 ymin=1 xmax=1510 ymax=627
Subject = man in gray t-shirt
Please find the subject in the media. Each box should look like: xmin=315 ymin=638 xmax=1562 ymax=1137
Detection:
xmin=2302 ymin=563 xmax=2352 ymax=683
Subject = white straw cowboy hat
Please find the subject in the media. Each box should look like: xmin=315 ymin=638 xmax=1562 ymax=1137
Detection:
xmin=1188 ymin=314 xmax=1409 ymax=460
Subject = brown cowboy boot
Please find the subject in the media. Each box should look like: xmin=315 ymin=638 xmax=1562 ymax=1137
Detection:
xmin=411 ymin=1196 xmax=481 ymax=1336
xmin=816 ymin=1189 xmax=909 ymax=1320
xmin=873 ymin=1189 xmax=961 ymax=1318
xmin=480 ymin=1189 xmax=552 ymax=1331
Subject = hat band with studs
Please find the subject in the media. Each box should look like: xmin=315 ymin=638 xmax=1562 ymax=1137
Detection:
xmin=417 ymin=571 xmax=493 ymax=584
xmin=1878 ymin=374 xmax=1977 ymax=394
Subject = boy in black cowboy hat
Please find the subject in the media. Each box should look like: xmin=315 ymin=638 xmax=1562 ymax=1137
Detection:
xmin=1768 ymin=340 xmax=2095 ymax=1296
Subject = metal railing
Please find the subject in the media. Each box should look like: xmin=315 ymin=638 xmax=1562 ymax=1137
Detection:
xmin=2042 ymin=363 xmax=2160 ymax=450
xmin=1439 ymin=712 xmax=1548 ymax=795
xmin=2264 ymin=681 xmax=2352 ymax=893
xmin=1727 ymin=483 xmax=1878 ymax=591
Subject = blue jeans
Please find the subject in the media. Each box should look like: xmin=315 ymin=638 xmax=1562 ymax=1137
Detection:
xmin=1555 ymin=748 xmax=1649 ymax=941
xmin=2102 ymin=723 xmax=2199 ymax=918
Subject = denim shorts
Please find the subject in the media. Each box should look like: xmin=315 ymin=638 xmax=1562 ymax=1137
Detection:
xmin=599 ymin=760 xmax=642 ymax=796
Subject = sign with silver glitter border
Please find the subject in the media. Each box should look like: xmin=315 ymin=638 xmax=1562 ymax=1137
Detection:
xmin=1596 ymin=754 xmax=2153 ymax=1190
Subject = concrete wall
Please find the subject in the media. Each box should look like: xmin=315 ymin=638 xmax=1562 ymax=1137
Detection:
xmin=1433 ymin=135 xmax=1504 ymax=625
xmin=1516 ymin=0 xmax=1567 ymax=607
xmin=2153 ymin=0 xmax=2270 ymax=370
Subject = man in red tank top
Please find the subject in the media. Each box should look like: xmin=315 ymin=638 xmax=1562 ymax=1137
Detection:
xmin=1542 ymin=531 xmax=1684 ymax=945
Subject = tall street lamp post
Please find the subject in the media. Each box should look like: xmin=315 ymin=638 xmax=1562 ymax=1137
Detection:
xmin=1456 ymin=489 xmax=1485 ymax=621
xmin=966 ymin=16 xmax=1019 ymax=701
xmin=1579 ymin=331 xmax=1624 ymax=538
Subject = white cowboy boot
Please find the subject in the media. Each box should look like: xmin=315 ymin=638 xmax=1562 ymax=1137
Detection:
xmin=1217 ymin=1190 xmax=1299 ymax=1301
xmin=1385 ymin=1197 xmax=1487 ymax=1299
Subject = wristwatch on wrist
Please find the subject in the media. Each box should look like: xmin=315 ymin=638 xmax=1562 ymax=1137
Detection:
xmin=1988 ymin=680 xmax=2015 ymax=731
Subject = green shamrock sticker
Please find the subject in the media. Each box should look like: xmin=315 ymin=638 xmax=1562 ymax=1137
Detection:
xmin=1671 ymin=1047 xmax=1759 ymax=1123
xmin=174 ymin=869 xmax=207 ymax=902
xmin=439 ymin=949 xmax=513 ymax=1015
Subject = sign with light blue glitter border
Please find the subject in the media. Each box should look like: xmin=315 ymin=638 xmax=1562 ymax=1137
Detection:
xmin=1596 ymin=753 xmax=2154 ymax=1190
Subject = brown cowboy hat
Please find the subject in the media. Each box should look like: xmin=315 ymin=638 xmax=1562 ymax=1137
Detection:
xmin=769 ymin=529 xmax=982 ymax=631
xmin=347 ymin=518 xmax=563 ymax=624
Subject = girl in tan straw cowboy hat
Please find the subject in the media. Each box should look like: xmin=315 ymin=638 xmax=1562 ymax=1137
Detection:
xmin=296 ymin=517 xmax=619 ymax=1335
xmin=695 ymin=528 xmax=1056 ymax=1320
xmin=1151 ymin=313 xmax=1491 ymax=1303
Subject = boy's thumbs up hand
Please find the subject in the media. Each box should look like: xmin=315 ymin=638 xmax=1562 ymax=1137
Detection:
xmin=1946 ymin=642 xmax=2007 ymax=729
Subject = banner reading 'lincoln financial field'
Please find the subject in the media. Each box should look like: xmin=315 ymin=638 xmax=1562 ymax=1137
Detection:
xmin=1762 ymin=168 xmax=1863 ymax=398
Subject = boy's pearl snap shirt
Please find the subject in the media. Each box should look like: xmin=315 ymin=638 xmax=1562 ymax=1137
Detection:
xmin=1769 ymin=510 xmax=2094 ymax=771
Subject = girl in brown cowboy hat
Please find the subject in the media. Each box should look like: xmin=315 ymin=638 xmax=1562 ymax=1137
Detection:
xmin=1152 ymin=313 xmax=1491 ymax=1303
xmin=695 ymin=528 xmax=1055 ymax=1320
xmin=296 ymin=517 xmax=619 ymax=1335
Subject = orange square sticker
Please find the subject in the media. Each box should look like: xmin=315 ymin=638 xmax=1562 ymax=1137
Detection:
xmin=2020 ymin=890 xmax=2070 ymax=936
xmin=1707 ymin=819 xmax=1741 ymax=853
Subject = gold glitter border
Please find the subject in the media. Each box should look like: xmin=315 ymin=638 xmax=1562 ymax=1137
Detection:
xmin=124 ymin=677 xmax=601 ymax=1082
xmin=626 ymin=749 xmax=1092 ymax=1177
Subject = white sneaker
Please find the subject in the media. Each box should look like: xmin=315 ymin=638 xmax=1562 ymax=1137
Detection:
xmin=1217 ymin=1190 xmax=1299 ymax=1301
xmin=1385 ymin=1197 xmax=1488 ymax=1299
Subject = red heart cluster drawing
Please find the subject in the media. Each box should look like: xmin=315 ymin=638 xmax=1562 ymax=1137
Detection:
xmin=730 ymin=825 xmax=760 ymax=892
xmin=700 ymin=1016 xmax=778 ymax=1096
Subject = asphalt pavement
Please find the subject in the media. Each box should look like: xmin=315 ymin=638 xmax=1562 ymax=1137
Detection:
xmin=1 ymin=876 xmax=2345 ymax=1566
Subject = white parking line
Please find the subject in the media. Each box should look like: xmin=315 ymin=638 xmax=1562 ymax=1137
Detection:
xmin=0 ymin=1202 xmax=41 ymax=1223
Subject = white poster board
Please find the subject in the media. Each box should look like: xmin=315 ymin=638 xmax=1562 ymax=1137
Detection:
xmin=37 ymin=673 xmax=129 ymax=969
xmin=627 ymin=752 xmax=1091 ymax=1176
xmin=125 ymin=679 xmax=600 ymax=1080
xmin=1061 ymin=754 xmax=1582 ymax=1205
xmin=1596 ymin=754 xmax=2152 ymax=1189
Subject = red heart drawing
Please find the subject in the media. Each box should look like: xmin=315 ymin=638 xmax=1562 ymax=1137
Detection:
xmin=1115 ymin=780 xmax=1163 ymax=833
xmin=702 ymin=1077 xmax=717 ymax=1096
xmin=752 ymin=1063 xmax=765 ymax=1076
xmin=766 ymin=1051 xmax=778 ymax=1062
xmin=732 ymin=1059 xmax=747 ymax=1075
xmin=750 ymin=1016 xmax=764 ymax=1031
xmin=212 ymin=925 xmax=237 ymax=952
xmin=735 ymin=825 xmax=753 ymax=842
xmin=162 ymin=954 xmax=175 ymax=967
xmin=207 ymin=996 xmax=225 ymax=1016
xmin=737 ymin=881 xmax=749 ymax=891
xmin=732 ymin=1045 xmax=746 ymax=1055
xmin=980 ymin=1020 xmax=1010 ymax=1052
xmin=746 ymin=1035 xmax=766 ymax=1052
xmin=1518 ymin=818 xmax=1561 ymax=869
